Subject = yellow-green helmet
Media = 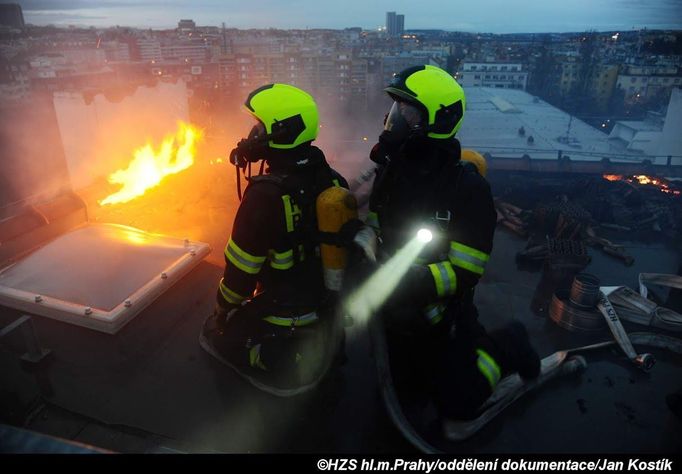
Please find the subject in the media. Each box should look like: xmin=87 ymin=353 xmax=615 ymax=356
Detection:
xmin=384 ymin=64 xmax=466 ymax=139
xmin=244 ymin=83 xmax=319 ymax=149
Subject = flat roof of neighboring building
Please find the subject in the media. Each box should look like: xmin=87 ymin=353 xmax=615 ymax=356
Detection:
xmin=615 ymin=120 xmax=662 ymax=132
xmin=458 ymin=87 xmax=656 ymax=164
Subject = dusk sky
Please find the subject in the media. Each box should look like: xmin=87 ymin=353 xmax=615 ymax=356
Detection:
xmin=16 ymin=0 xmax=682 ymax=33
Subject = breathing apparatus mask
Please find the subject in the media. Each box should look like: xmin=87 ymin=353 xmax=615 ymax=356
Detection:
xmin=370 ymin=100 xmax=427 ymax=165
xmin=230 ymin=118 xmax=308 ymax=200
xmin=229 ymin=121 xmax=270 ymax=169
xmin=230 ymin=113 xmax=309 ymax=169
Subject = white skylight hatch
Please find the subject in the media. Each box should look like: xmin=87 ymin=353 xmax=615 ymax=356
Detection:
xmin=0 ymin=224 xmax=211 ymax=334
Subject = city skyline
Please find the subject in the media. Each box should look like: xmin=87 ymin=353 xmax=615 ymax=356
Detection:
xmin=15 ymin=0 xmax=682 ymax=33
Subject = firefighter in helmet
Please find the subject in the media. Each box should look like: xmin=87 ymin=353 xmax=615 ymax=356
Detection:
xmin=365 ymin=65 xmax=540 ymax=420
xmin=200 ymin=84 xmax=349 ymax=396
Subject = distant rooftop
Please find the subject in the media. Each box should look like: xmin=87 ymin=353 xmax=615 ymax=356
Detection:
xmin=615 ymin=120 xmax=662 ymax=132
xmin=458 ymin=87 xmax=654 ymax=164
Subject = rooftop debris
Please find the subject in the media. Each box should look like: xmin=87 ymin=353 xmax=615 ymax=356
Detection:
xmin=494 ymin=173 xmax=682 ymax=269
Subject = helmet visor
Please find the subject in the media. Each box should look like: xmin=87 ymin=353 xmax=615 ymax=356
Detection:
xmin=384 ymin=101 xmax=425 ymax=140
xmin=247 ymin=120 xmax=267 ymax=140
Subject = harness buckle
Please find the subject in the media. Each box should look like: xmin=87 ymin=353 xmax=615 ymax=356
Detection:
xmin=434 ymin=210 xmax=451 ymax=231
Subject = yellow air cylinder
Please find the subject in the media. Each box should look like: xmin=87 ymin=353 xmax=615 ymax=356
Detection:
xmin=462 ymin=149 xmax=488 ymax=177
xmin=316 ymin=186 xmax=358 ymax=291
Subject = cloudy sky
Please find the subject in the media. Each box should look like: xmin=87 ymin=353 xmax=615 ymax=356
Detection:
xmin=17 ymin=0 xmax=682 ymax=32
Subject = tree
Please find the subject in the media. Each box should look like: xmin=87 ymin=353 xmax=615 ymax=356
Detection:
xmin=571 ymin=31 xmax=599 ymax=115
xmin=607 ymin=84 xmax=625 ymax=117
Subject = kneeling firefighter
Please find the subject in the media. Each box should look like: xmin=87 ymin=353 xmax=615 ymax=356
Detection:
xmin=362 ymin=65 xmax=541 ymax=420
xmin=200 ymin=83 xmax=354 ymax=396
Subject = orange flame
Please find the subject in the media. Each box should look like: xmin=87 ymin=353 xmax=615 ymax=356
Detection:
xmin=100 ymin=122 xmax=202 ymax=206
xmin=603 ymin=174 xmax=681 ymax=196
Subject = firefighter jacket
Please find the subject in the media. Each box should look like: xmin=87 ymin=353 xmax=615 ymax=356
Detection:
xmin=217 ymin=145 xmax=348 ymax=318
xmin=367 ymin=137 xmax=497 ymax=326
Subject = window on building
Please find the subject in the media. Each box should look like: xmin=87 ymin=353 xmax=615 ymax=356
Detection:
xmin=501 ymin=66 xmax=508 ymax=71
xmin=474 ymin=75 xmax=481 ymax=79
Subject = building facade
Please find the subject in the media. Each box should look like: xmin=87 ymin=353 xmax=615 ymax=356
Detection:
xmin=615 ymin=64 xmax=682 ymax=104
xmin=458 ymin=62 xmax=528 ymax=90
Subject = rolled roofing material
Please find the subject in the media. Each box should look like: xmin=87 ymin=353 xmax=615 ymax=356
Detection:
xmin=550 ymin=273 xmax=682 ymax=334
xmin=550 ymin=289 xmax=607 ymax=332
xmin=550 ymin=273 xmax=605 ymax=333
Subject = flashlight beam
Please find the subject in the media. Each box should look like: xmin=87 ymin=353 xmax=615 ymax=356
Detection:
xmin=344 ymin=236 xmax=428 ymax=324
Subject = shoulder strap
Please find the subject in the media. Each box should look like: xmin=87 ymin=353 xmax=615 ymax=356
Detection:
xmin=368 ymin=162 xmax=390 ymax=214
xmin=426 ymin=138 xmax=468 ymax=232
xmin=247 ymin=173 xmax=285 ymax=188
xmin=254 ymin=157 xmax=340 ymax=265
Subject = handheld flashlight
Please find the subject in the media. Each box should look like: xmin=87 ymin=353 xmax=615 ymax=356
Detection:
xmin=417 ymin=228 xmax=433 ymax=243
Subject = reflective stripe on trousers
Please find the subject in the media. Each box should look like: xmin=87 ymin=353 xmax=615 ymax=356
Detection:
xmin=263 ymin=311 xmax=319 ymax=327
xmin=476 ymin=348 xmax=501 ymax=389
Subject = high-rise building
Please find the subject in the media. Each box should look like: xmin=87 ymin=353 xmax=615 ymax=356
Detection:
xmin=0 ymin=3 xmax=24 ymax=28
xmin=396 ymin=14 xmax=405 ymax=36
xmin=386 ymin=11 xmax=397 ymax=37
xmin=386 ymin=11 xmax=405 ymax=37
xmin=178 ymin=19 xmax=196 ymax=31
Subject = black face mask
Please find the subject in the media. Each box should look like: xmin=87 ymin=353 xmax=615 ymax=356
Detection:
xmin=229 ymin=121 xmax=270 ymax=168
xmin=370 ymin=101 xmax=426 ymax=165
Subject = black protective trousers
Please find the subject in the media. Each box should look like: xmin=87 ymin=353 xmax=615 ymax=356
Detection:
xmin=385 ymin=299 xmax=506 ymax=421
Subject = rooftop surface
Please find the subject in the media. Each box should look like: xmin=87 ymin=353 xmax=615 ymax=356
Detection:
xmin=2 ymin=216 xmax=680 ymax=453
xmin=458 ymin=87 xmax=650 ymax=164
xmin=1 ymin=127 xmax=680 ymax=453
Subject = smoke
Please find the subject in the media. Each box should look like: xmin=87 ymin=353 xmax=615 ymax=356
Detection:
xmin=314 ymin=95 xmax=387 ymax=185
xmin=52 ymin=80 xmax=190 ymax=190
xmin=0 ymin=94 xmax=72 ymax=217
